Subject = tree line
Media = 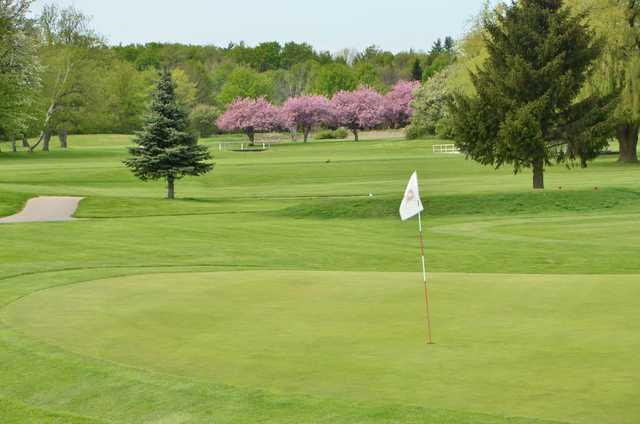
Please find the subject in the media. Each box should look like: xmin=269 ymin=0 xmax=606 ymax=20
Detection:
xmin=3 ymin=0 xmax=639 ymax=192
xmin=0 ymin=0 xmax=454 ymax=148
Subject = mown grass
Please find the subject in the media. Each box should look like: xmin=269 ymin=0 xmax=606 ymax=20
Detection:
xmin=0 ymin=134 xmax=639 ymax=423
xmin=278 ymin=187 xmax=640 ymax=219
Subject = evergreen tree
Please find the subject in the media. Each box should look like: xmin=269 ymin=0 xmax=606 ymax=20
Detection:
xmin=431 ymin=38 xmax=444 ymax=55
xmin=124 ymin=70 xmax=212 ymax=199
xmin=450 ymin=0 xmax=616 ymax=189
xmin=444 ymin=36 xmax=455 ymax=53
xmin=411 ymin=58 xmax=423 ymax=81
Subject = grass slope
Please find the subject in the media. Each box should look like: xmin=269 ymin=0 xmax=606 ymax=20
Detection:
xmin=0 ymin=134 xmax=639 ymax=423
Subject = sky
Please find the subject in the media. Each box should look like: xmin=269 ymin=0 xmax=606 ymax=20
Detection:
xmin=29 ymin=0 xmax=488 ymax=53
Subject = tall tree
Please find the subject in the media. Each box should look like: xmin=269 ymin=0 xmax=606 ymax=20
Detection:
xmin=411 ymin=58 xmax=423 ymax=81
xmin=124 ymin=70 xmax=213 ymax=199
xmin=0 ymin=0 xmax=40 ymax=140
xmin=450 ymin=0 xmax=616 ymax=189
xmin=217 ymin=66 xmax=274 ymax=105
xmin=310 ymin=63 xmax=357 ymax=97
xmin=29 ymin=4 xmax=102 ymax=151
xmin=571 ymin=0 xmax=640 ymax=162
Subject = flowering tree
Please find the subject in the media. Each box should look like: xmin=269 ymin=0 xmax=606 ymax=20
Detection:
xmin=330 ymin=86 xmax=384 ymax=141
xmin=383 ymin=80 xmax=420 ymax=128
xmin=217 ymin=97 xmax=281 ymax=145
xmin=407 ymin=69 xmax=452 ymax=137
xmin=281 ymin=95 xmax=333 ymax=142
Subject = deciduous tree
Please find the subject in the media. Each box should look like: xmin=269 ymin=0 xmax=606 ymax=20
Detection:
xmin=450 ymin=0 xmax=616 ymax=189
xmin=281 ymin=95 xmax=333 ymax=142
xmin=331 ymin=86 xmax=384 ymax=141
xmin=217 ymin=97 xmax=281 ymax=144
xmin=217 ymin=66 xmax=274 ymax=106
xmin=0 ymin=0 xmax=40 ymax=140
xmin=382 ymin=80 xmax=420 ymax=128
xmin=310 ymin=63 xmax=357 ymax=97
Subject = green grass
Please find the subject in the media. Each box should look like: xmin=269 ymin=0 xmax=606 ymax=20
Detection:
xmin=0 ymin=134 xmax=639 ymax=423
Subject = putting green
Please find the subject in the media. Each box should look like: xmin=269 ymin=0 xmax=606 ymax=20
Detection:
xmin=3 ymin=271 xmax=640 ymax=423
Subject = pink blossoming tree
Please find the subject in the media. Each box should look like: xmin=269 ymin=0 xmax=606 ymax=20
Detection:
xmin=330 ymin=86 xmax=384 ymax=141
xmin=382 ymin=80 xmax=421 ymax=128
xmin=281 ymin=95 xmax=333 ymax=142
xmin=217 ymin=97 xmax=281 ymax=145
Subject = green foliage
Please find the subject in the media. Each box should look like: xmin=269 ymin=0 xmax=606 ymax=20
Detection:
xmin=353 ymin=62 xmax=386 ymax=92
xmin=124 ymin=70 xmax=212 ymax=198
xmin=310 ymin=63 xmax=357 ymax=96
xmin=0 ymin=0 xmax=40 ymax=137
xmin=314 ymin=128 xmax=348 ymax=139
xmin=189 ymin=103 xmax=219 ymax=137
xmin=422 ymin=52 xmax=454 ymax=80
xmin=172 ymin=67 xmax=198 ymax=111
xmin=217 ymin=66 xmax=274 ymax=105
xmin=567 ymin=0 xmax=640 ymax=162
xmin=407 ymin=68 xmax=452 ymax=137
xmin=100 ymin=59 xmax=153 ymax=133
xmin=446 ymin=2 xmax=496 ymax=96
xmin=411 ymin=58 xmax=423 ymax=81
xmin=450 ymin=0 xmax=616 ymax=189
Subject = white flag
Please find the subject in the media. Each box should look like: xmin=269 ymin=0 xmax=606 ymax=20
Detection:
xmin=399 ymin=171 xmax=424 ymax=221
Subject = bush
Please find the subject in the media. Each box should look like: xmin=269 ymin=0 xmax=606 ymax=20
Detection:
xmin=436 ymin=115 xmax=455 ymax=140
xmin=334 ymin=128 xmax=348 ymax=139
xmin=315 ymin=128 xmax=349 ymax=140
xmin=190 ymin=104 xmax=220 ymax=137
xmin=405 ymin=124 xmax=428 ymax=140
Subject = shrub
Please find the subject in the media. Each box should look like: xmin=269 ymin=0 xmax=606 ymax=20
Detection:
xmin=405 ymin=124 xmax=428 ymax=140
xmin=190 ymin=104 xmax=220 ymax=137
xmin=315 ymin=128 xmax=349 ymax=140
xmin=334 ymin=128 xmax=348 ymax=139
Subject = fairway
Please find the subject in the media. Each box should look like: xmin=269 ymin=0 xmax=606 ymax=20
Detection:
xmin=1 ymin=135 xmax=639 ymax=423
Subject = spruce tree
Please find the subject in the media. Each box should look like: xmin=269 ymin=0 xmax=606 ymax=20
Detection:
xmin=124 ymin=70 xmax=212 ymax=199
xmin=450 ymin=0 xmax=616 ymax=189
xmin=411 ymin=58 xmax=423 ymax=82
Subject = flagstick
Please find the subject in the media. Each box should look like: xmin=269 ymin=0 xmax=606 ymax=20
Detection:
xmin=418 ymin=211 xmax=433 ymax=344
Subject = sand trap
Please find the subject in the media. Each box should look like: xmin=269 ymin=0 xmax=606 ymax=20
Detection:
xmin=0 ymin=196 xmax=83 ymax=224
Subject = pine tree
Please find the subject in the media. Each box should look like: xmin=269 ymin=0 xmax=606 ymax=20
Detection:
xmin=124 ymin=70 xmax=213 ymax=199
xmin=411 ymin=58 xmax=423 ymax=82
xmin=450 ymin=0 xmax=616 ymax=189
xmin=431 ymin=38 xmax=444 ymax=55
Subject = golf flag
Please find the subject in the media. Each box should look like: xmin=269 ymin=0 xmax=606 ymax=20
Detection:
xmin=399 ymin=171 xmax=424 ymax=221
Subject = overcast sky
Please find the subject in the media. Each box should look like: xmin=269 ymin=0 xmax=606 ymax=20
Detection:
xmin=29 ymin=0 xmax=488 ymax=53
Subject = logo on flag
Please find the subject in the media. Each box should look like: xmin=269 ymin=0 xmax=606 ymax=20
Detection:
xmin=399 ymin=171 xmax=424 ymax=221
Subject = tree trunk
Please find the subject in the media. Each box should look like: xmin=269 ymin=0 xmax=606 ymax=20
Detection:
xmin=167 ymin=176 xmax=175 ymax=199
xmin=11 ymin=135 xmax=17 ymax=152
xmin=532 ymin=158 xmax=544 ymax=189
xmin=22 ymin=134 xmax=29 ymax=148
xmin=303 ymin=127 xmax=310 ymax=143
xmin=247 ymin=130 xmax=255 ymax=146
xmin=353 ymin=129 xmax=359 ymax=141
xmin=59 ymin=128 xmax=68 ymax=149
xmin=42 ymin=131 xmax=52 ymax=152
xmin=616 ymin=123 xmax=639 ymax=163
